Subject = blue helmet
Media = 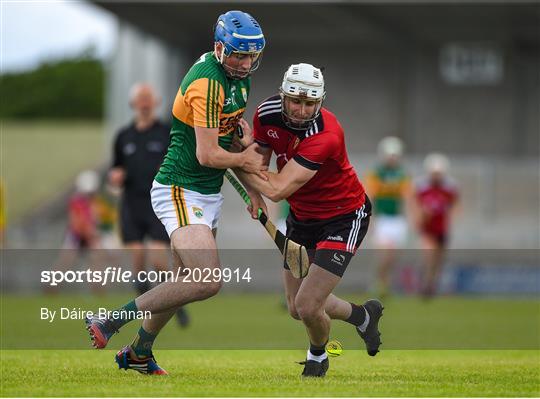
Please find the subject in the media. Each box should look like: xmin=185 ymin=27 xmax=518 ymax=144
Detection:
xmin=214 ymin=11 xmax=265 ymax=56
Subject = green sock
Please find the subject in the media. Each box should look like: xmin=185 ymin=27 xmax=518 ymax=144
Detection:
xmin=131 ymin=327 xmax=157 ymax=358
xmin=109 ymin=300 xmax=139 ymax=330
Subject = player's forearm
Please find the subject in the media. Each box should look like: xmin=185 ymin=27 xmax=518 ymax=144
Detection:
xmin=234 ymin=169 xmax=284 ymax=202
xmin=197 ymin=146 xmax=245 ymax=170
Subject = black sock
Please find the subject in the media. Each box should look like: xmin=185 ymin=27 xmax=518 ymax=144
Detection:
xmin=135 ymin=280 xmax=151 ymax=295
xmin=345 ymin=302 xmax=366 ymax=326
xmin=309 ymin=342 xmax=327 ymax=357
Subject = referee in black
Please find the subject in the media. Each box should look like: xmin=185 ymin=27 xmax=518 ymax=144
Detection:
xmin=109 ymin=82 xmax=189 ymax=327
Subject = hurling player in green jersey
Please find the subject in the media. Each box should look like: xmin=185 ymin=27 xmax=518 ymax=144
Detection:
xmin=365 ymin=137 xmax=412 ymax=297
xmin=85 ymin=11 xmax=267 ymax=375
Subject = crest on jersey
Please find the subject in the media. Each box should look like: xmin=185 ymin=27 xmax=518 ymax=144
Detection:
xmin=293 ymin=137 xmax=300 ymax=149
xmin=241 ymin=87 xmax=248 ymax=102
xmin=192 ymin=207 xmax=204 ymax=218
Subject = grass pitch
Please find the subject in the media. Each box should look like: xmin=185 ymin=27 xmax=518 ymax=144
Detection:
xmin=1 ymin=350 xmax=538 ymax=397
xmin=1 ymin=293 xmax=539 ymax=396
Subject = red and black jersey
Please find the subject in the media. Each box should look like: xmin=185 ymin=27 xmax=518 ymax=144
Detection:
xmin=253 ymin=95 xmax=365 ymax=221
xmin=415 ymin=176 xmax=459 ymax=236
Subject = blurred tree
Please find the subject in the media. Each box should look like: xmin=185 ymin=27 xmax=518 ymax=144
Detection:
xmin=0 ymin=48 xmax=104 ymax=119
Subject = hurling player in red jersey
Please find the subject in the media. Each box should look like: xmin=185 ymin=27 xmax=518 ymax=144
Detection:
xmin=413 ymin=153 xmax=459 ymax=298
xmin=234 ymin=63 xmax=383 ymax=377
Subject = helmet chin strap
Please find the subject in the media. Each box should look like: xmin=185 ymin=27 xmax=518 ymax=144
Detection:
xmin=214 ymin=42 xmax=226 ymax=64
xmin=281 ymin=95 xmax=322 ymax=130
xmin=214 ymin=43 xmax=247 ymax=79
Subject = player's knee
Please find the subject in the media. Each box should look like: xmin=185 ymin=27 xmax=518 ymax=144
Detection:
xmin=194 ymin=280 xmax=222 ymax=300
xmin=295 ymin=296 xmax=321 ymax=322
xmin=287 ymin=302 xmax=301 ymax=320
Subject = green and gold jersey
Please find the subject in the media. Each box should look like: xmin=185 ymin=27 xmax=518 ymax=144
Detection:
xmin=365 ymin=165 xmax=410 ymax=216
xmin=155 ymin=52 xmax=250 ymax=194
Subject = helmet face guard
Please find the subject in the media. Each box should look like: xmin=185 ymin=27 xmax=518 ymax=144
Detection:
xmin=280 ymin=94 xmax=324 ymax=130
xmin=279 ymin=63 xmax=325 ymax=130
xmin=214 ymin=11 xmax=265 ymax=79
xmin=216 ymin=47 xmax=263 ymax=80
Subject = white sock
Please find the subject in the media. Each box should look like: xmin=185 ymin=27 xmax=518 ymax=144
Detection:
xmin=307 ymin=349 xmax=328 ymax=363
xmin=357 ymin=307 xmax=370 ymax=333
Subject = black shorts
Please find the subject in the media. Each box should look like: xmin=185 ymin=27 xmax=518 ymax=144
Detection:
xmin=120 ymin=195 xmax=169 ymax=244
xmin=423 ymin=231 xmax=447 ymax=247
xmin=285 ymin=196 xmax=371 ymax=277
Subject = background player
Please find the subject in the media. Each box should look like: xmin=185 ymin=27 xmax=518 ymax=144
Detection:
xmin=110 ymin=83 xmax=190 ymax=326
xmin=234 ymin=63 xmax=383 ymax=377
xmin=365 ymin=136 xmax=411 ymax=297
xmin=86 ymin=10 xmax=266 ymax=375
xmin=413 ymin=153 xmax=459 ymax=298
xmin=49 ymin=170 xmax=104 ymax=294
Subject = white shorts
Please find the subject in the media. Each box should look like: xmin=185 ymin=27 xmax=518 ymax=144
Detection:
xmin=373 ymin=215 xmax=407 ymax=247
xmin=150 ymin=180 xmax=224 ymax=237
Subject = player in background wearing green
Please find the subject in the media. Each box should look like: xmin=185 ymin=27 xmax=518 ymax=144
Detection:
xmin=85 ymin=10 xmax=267 ymax=375
xmin=365 ymin=137 xmax=412 ymax=297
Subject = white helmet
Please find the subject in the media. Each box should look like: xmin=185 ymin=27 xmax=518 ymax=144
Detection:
xmin=76 ymin=170 xmax=100 ymax=194
xmin=424 ymin=153 xmax=450 ymax=175
xmin=279 ymin=63 xmax=325 ymax=130
xmin=378 ymin=136 xmax=403 ymax=159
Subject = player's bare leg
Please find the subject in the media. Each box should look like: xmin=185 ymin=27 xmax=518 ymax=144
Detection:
xmin=283 ymin=265 xmax=383 ymax=363
xmin=135 ymin=225 xmax=221 ymax=313
xmin=86 ymin=225 xmax=221 ymax=350
xmin=294 ymin=265 xmax=341 ymax=346
xmin=146 ymin=240 xmax=170 ymax=274
xmin=283 ymin=269 xmax=351 ymax=321
xmin=289 ymin=264 xmax=336 ymax=377
xmin=137 ymin=248 xmax=184 ymax=337
xmin=125 ymin=227 xmax=218 ymax=343
xmin=114 ymin=225 xmax=221 ymax=373
xmin=377 ymin=244 xmax=396 ymax=297
xmin=421 ymin=235 xmax=445 ymax=298
xmin=146 ymin=240 xmax=190 ymax=328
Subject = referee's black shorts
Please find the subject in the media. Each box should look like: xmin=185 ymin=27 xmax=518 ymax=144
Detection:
xmin=120 ymin=195 xmax=169 ymax=244
xmin=285 ymin=196 xmax=371 ymax=277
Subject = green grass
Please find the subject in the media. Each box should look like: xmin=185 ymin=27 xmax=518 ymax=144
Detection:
xmin=0 ymin=293 xmax=539 ymax=396
xmin=1 ymin=350 xmax=538 ymax=397
xmin=1 ymin=119 xmax=106 ymax=222
xmin=1 ymin=294 xmax=538 ymax=350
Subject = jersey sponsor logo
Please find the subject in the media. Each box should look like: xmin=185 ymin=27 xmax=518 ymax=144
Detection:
xmin=224 ymin=98 xmax=233 ymax=106
xmin=219 ymin=111 xmax=244 ymax=136
xmin=192 ymin=206 xmax=204 ymax=218
xmin=331 ymin=252 xmax=346 ymax=266
xmin=327 ymin=235 xmax=343 ymax=241
xmin=267 ymin=129 xmax=279 ymax=139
